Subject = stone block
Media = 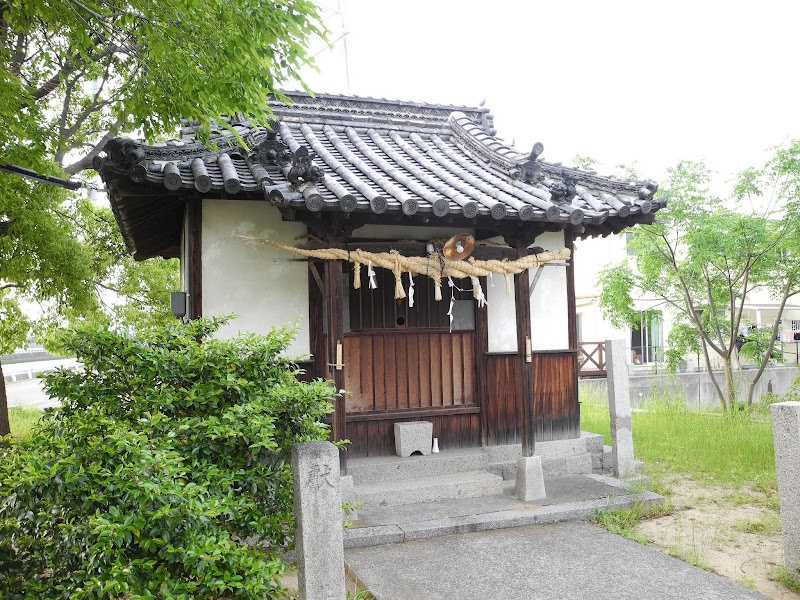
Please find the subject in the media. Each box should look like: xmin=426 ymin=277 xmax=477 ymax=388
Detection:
xmin=565 ymin=453 xmax=593 ymax=475
xmin=292 ymin=442 xmax=345 ymax=600
xmin=542 ymin=457 xmax=566 ymax=477
xmin=582 ymin=432 xmax=605 ymax=454
xmin=356 ymin=472 xmax=503 ymax=508
xmin=515 ymin=455 xmax=546 ymax=501
xmin=591 ymin=452 xmax=603 ymax=473
xmin=533 ymin=437 xmax=587 ymax=458
xmin=394 ymin=421 xmax=433 ymax=457
xmin=501 ymin=463 xmax=517 ymax=480
xmin=607 ymin=339 xmax=636 ymax=478
xmin=485 ymin=444 xmax=522 ymax=463
xmin=771 ymin=401 xmax=800 ymax=575
xmin=343 ymin=524 xmax=405 ymax=549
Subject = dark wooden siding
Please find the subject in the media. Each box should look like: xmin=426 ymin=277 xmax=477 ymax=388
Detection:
xmin=485 ymin=354 xmax=522 ymax=446
xmin=484 ymin=351 xmax=579 ymax=445
xmin=532 ymin=351 xmax=580 ymax=440
xmin=348 ymin=268 xmax=473 ymax=330
xmin=342 ymin=330 xmax=479 ymax=457
xmin=345 ymin=407 xmax=481 ymax=457
xmin=343 ymin=330 xmax=476 ymax=412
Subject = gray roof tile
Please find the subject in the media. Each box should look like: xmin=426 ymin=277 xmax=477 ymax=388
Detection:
xmin=98 ymin=92 xmax=663 ymax=259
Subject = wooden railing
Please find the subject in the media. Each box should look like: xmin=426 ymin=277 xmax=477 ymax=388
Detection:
xmin=578 ymin=341 xmax=606 ymax=377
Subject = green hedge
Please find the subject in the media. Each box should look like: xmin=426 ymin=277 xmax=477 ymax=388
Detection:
xmin=0 ymin=318 xmax=335 ymax=599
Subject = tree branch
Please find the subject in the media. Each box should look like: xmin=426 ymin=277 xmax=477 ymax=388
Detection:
xmin=60 ymin=58 xmax=114 ymax=142
xmin=32 ymin=44 xmax=119 ymax=102
xmin=63 ymin=118 xmax=124 ymax=174
xmin=11 ymin=31 xmax=27 ymax=76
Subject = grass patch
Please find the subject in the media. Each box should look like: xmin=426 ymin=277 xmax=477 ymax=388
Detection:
xmin=580 ymin=392 xmax=776 ymax=490
xmin=733 ymin=514 xmax=782 ymax=535
xmin=7 ymin=405 xmax=44 ymax=439
xmin=769 ymin=565 xmax=800 ymax=594
xmin=668 ymin=545 xmax=710 ymax=571
xmin=590 ymin=501 xmax=673 ymax=544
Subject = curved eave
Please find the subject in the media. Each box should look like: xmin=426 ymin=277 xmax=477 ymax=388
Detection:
xmin=99 ymin=93 xmax=661 ymax=260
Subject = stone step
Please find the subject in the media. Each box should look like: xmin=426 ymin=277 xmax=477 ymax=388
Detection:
xmin=489 ymin=453 xmax=594 ymax=480
xmin=347 ymin=449 xmax=489 ymax=485
xmin=355 ymin=471 xmax=503 ymax=508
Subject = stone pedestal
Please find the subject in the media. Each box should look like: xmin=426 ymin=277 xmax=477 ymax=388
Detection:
xmin=394 ymin=421 xmax=433 ymax=457
xmin=515 ymin=455 xmax=546 ymax=501
xmin=606 ymin=339 xmax=636 ymax=479
xmin=292 ymin=442 xmax=346 ymax=600
xmin=771 ymin=401 xmax=800 ymax=575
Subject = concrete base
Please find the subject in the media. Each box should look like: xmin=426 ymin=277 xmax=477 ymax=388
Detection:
xmin=515 ymin=455 xmax=546 ymax=501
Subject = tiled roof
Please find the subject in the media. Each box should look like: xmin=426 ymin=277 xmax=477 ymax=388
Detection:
xmin=98 ymin=92 xmax=663 ymax=259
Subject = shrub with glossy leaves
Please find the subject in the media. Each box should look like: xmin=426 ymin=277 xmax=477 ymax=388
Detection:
xmin=0 ymin=317 xmax=335 ymax=599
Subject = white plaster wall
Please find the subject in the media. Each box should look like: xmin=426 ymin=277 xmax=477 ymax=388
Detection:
xmin=202 ymin=201 xmax=310 ymax=356
xmin=487 ymin=231 xmax=570 ymax=352
xmin=487 ymin=274 xmax=517 ymax=352
xmin=530 ymin=231 xmax=569 ymax=350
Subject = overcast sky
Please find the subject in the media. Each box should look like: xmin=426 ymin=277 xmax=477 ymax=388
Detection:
xmin=295 ymin=0 xmax=800 ymax=191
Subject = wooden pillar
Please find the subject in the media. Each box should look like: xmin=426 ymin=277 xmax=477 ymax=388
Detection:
xmin=513 ymin=241 xmax=536 ymax=457
xmin=565 ymin=229 xmax=580 ymax=436
xmin=324 ymin=258 xmax=347 ymax=474
xmin=476 ymin=277 xmax=489 ymax=447
xmin=565 ymin=229 xmax=578 ymax=351
xmin=308 ymin=261 xmax=325 ymax=380
xmin=187 ymin=198 xmax=202 ymax=319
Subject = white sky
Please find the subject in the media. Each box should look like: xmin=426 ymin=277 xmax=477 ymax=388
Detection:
xmin=296 ymin=0 xmax=800 ymax=190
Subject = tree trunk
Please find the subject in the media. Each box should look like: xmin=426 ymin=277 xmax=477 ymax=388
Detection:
xmin=745 ymin=285 xmax=793 ymax=407
xmin=0 ymin=360 xmax=10 ymax=436
xmin=723 ymin=357 xmax=737 ymax=411
xmin=700 ymin=338 xmax=727 ymax=411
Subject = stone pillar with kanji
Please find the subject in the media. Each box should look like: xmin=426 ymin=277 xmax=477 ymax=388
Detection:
xmin=292 ymin=441 xmax=346 ymax=600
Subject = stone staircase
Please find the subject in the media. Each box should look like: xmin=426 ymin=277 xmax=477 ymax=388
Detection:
xmin=348 ymin=449 xmax=503 ymax=508
xmin=348 ymin=433 xmax=611 ymax=509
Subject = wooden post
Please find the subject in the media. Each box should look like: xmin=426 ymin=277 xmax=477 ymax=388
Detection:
xmin=308 ymin=262 xmax=325 ymax=380
xmin=476 ymin=277 xmax=489 ymax=447
xmin=565 ymin=228 xmax=580 ymax=436
xmin=565 ymin=229 xmax=578 ymax=352
xmin=513 ymin=241 xmax=536 ymax=458
xmin=324 ymin=258 xmax=347 ymax=474
xmin=187 ymin=198 xmax=202 ymax=319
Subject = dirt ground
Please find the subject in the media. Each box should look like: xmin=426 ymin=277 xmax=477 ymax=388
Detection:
xmin=636 ymin=474 xmax=799 ymax=599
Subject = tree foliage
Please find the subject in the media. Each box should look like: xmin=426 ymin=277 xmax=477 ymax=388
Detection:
xmin=0 ymin=0 xmax=324 ymax=434
xmin=598 ymin=152 xmax=800 ymax=410
xmin=1 ymin=0 xmax=325 ymax=172
xmin=0 ymin=318 xmax=335 ymax=599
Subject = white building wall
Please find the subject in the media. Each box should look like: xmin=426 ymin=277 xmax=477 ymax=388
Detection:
xmin=487 ymin=275 xmax=517 ymax=352
xmin=202 ymin=201 xmax=310 ymax=357
xmin=530 ymin=231 xmax=569 ymax=350
xmin=487 ymin=231 xmax=570 ymax=352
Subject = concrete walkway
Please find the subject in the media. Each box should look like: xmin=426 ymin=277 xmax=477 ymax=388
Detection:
xmin=345 ymin=521 xmax=766 ymax=599
xmin=344 ymin=474 xmax=660 ymax=548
